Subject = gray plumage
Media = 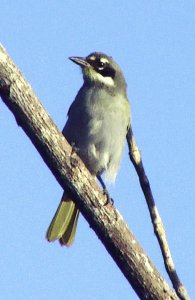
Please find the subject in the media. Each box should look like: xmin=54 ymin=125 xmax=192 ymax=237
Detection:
xmin=46 ymin=52 xmax=130 ymax=246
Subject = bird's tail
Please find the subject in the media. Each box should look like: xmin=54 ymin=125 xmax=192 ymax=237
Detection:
xmin=46 ymin=191 xmax=79 ymax=246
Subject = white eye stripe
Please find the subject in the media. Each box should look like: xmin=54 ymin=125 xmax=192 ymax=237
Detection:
xmin=88 ymin=56 xmax=109 ymax=65
xmin=100 ymin=57 xmax=109 ymax=64
xmin=89 ymin=55 xmax=96 ymax=60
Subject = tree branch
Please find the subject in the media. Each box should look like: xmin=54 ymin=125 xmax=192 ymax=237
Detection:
xmin=0 ymin=44 xmax=178 ymax=299
xmin=127 ymin=127 xmax=189 ymax=300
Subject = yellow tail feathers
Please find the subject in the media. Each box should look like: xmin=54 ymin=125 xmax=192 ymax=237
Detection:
xmin=46 ymin=192 xmax=79 ymax=246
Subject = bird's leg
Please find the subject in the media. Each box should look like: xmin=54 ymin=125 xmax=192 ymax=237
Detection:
xmin=70 ymin=142 xmax=79 ymax=154
xmin=70 ymin=142 xmax=80 ymax=169
xmin=97 ymin=175 xmax=114 ymax=205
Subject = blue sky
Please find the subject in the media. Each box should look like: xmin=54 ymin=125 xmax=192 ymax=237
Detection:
xmin=0 ymin=1 xmax=194 ymax=299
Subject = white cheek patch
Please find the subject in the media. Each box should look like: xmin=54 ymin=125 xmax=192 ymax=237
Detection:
xmin=96 ymin=72 xmax=115 ymax=86
xmin=84 ymin=68 xmax=115 ymax=86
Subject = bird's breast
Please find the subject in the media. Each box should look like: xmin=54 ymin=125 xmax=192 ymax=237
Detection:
xmin=64 ymin=86 xmax=130 ymax=181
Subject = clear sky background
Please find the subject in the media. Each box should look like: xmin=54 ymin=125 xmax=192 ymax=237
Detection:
xmin=0 ymin=1 xmax=194 ymax=299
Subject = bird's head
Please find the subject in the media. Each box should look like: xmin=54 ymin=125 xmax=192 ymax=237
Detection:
xmin=69 ymin=52 xmax=127 ymax=93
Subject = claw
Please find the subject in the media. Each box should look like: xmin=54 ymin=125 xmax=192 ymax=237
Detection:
xmin=97 ymin=174 xmax=114 ymax=205
xmin=71 ymin=142 xmax=79 ymax=154
xmin=103 ymin=188 xmax=114 ymax=206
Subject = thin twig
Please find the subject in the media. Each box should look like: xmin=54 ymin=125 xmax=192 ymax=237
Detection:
xmin=127 ymin=126 xmax=190 ymax=300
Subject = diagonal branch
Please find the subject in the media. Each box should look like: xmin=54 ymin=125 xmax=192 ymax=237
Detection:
xmin=127 ymin=127 xmax=189 ymax=300
xmin=0 ymin=43 xmax=178 ymax=299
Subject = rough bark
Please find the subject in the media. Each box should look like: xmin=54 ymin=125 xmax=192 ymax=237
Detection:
xmin=0 ymin=44 xmax=178 ymax=299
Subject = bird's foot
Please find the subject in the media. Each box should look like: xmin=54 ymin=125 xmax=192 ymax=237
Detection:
xmin=103 ymin=188 xmax=114 ymax=206
xmin=71 ymin=142 xmax=79 ymax=154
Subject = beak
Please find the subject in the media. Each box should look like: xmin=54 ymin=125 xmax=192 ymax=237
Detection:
xmin=69 ymin=56 xmax=90 ymax=68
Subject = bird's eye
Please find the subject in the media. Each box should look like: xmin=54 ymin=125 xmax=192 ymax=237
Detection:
xmin=96 ymin=59 xmax=106 ymax=69
xmin=99 ymin=61 xmax=105 ymax=67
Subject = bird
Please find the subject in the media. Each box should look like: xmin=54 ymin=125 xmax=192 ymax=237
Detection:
xmin=46 ymin=52 xmax=130 ymax=246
